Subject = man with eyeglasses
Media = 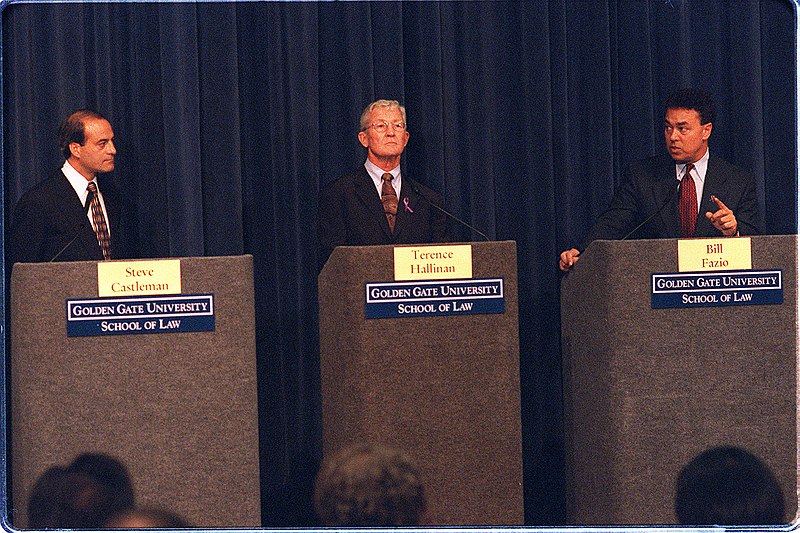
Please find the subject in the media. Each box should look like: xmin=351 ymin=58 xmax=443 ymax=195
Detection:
xmin=319 ymin=99 xmax=448 ymax=262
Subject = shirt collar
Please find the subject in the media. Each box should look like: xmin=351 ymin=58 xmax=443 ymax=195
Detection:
xmin=61 ymin=160 xmax=97 ymax=204
xmin=364 ymin=159 xmax=402 ymax=189
xmin=675 ymin=148 xmax=709 ymax=185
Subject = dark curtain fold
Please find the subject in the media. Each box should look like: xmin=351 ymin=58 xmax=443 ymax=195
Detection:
xmin=2 ymin=0 xmax=796 ymax=526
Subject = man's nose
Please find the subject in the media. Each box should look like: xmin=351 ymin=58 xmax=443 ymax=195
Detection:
xmin=108 ymin=140 xmax=117 ymax=154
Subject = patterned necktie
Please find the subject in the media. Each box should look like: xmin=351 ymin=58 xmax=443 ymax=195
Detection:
xmin=86 ymin=181 xmax=112 ymax=260
xmin=679 ymin=163 xmax=697 ymax=238
xmin=381 ymin=172 xmax=398 ymax=233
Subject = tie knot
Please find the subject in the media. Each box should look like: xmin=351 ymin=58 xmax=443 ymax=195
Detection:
xmin=684 ymin=163 xmax=695 ymax=179
xmin=86 ymin=181 xmax=98 ymax=193
xmin=382 ymin=173 xmax=393 ymax=183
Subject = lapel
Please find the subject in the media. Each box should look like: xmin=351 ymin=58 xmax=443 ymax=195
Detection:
xmin=57 ymin=170 xmax=104 ymax=260
xmin=354 ymin=168 xmax=393 ymax=239
xmin=695 ymin=155 xmax=727 ymax=233
xmin=654 ymin=162 xmax=681 ymax=237
xmin=393 ymin=178 xmax=417 ymax=240
xmin=97 ymin=176 xmax=117 ymax=229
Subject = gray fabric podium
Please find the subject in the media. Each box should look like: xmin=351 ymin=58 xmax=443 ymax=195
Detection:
xmin=318 ymin=241 xmax=523 ymax=525
xmin=561 ymin=236 xmax=797 ymax=524
xmin=9 ymin=255 xmax=260 ymax=528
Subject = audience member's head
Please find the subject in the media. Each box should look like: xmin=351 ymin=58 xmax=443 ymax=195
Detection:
xmin=675 ymin=445 xmax=785 ymax=525
xmin=105 ymin=507 xmax=191 ymax=528
xmin=27 ymin=466 xmax=69 ymax=528
xmin=69 ymin=453 xmax=135 ymax=513
xmin=27 ymin=452 xmax=135 ymax=528
xmin=314 ymin=443 xmax=426 ymax=526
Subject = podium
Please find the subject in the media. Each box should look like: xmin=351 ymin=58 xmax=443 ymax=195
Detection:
xmin=318 ymin=241 xmax=523 ymax=525
xmin=561 ymin=236 xmax=797 ymax=524
xmin=9 ymin=255 xmax=260 ymax=528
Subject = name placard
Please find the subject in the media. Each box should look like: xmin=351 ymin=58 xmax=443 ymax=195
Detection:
xmin=651 ymin=270 xmax=783 ymax=308
xmin=98 ymin=259 xmax=182 ymax=297
xmin=365 ymin=278 xmax=504 ymax=319
xmin=66 ymin=294 xmax=215 ymax=336
xmin=677 ymin=237 xmax=752 ymax=272
xmin=394 ymin=245 xmax=472 ymax=281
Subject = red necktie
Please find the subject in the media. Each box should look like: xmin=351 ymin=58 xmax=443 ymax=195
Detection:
xmin=679 ymin=163 xmax=697 ymax=238
xmin=381 ymin=173 xmax=398 ymax=233
xmin=86 ymin=181 xmax=112 ymax=260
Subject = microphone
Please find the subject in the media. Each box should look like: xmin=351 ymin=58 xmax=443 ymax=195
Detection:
xmin=408 ymin=180 xmax=490 ymax=241
xmin=620 ymin=178 xmax=682 ymax=241
xmin=49 ymin=197 xmax=92 ymax=262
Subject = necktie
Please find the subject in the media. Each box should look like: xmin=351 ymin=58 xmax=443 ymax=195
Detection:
xmin=381 ymin=172 xmax=398 ymax=233
xmin=679 ymin=163 xmax=697 ymax=238
xmin=86 ymin=181 xmax=112 ymax=260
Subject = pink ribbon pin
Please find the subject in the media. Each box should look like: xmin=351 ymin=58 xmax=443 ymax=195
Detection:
xmin=404 ymin=197 xmax=413 ymax=213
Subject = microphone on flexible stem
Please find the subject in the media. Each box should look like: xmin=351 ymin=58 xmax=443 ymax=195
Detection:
xmin=620 ymin=179 xmax=682 ymax=241
xmin=408 ymin=180 xmax=490 ymax=241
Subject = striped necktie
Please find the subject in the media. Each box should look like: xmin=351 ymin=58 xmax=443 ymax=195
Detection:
xmin=381 ymin=172 xmax=398 ymax=233
xmin=679 ymin=163 xmax=697 ymax=238
xmin=86 ymin=181 xmax=111 ymax=260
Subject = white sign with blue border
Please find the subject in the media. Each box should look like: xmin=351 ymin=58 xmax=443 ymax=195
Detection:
xmin=651 ymin=270 xmax=783 ymax=309
xmin=67 ymin=294 xmax=215 ymax=336
xmin=365 ymin=278 xmax=504 ymax=319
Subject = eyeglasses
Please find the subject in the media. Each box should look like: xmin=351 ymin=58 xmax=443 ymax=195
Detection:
xmin=365 ymin=121 xmax=406 ymax=133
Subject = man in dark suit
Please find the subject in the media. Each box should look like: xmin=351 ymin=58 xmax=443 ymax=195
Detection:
xmin=559 ymin=88 xmax=761 ymax=272
xmin=7 ymin=109 xmax=124 ymax=266
xmin=319 ymin=99 xmax=447 ymax=262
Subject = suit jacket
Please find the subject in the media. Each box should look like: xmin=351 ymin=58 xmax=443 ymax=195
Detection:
xmin=7 ymin=169 xmax=124 ymax=266
xmin=318 ymin=167 xmax=448 ymax=261
xmin=581 ymin=154 xmax=762 ymax=250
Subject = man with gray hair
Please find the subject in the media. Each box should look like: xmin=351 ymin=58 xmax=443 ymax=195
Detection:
xmin=318 ymin=99 xmax=447 ymax=261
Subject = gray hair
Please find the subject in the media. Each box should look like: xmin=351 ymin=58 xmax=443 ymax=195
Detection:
xmin=314 ymin=443 xmax=426 ymax=526
xmin=359 ymin=99 xmax=407 ymax=131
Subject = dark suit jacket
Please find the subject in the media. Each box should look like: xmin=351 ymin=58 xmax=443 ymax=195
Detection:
xmin=318 ymin=167 xmax=448 ymax=261
xmin=581 ymin=154 xmax=762 ymax=250
xmin=7 ymin=169 xmax=124 ymax=266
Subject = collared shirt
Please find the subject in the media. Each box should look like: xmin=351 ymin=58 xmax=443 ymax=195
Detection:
xmin=62 ymin=160 xmax=111 ymax=235
xmin=674 ymin=148 xmax=709 ymax=214
xmin=365 ymin=159 xmax=401 ymax=199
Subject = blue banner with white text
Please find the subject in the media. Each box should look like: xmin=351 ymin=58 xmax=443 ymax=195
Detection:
xmin=365 ymin=278 xmax=505 ymax=319
xmin=66 ymin=294 xmax=215 ymax=336
xmin=651 ymin=270 xmax=782 ymax=309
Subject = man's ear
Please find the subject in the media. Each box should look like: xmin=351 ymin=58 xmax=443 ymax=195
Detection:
xmin=702 ymin=122 xmax=712 ymax=141
xmin=357 ymin=130 xmax=369 ymax=149
xmin=69 ymin=142 xmax=82 ymax=159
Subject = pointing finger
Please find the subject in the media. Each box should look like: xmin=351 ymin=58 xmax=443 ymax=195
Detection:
xmin=710 ymin=195 xmax=730 ymax=212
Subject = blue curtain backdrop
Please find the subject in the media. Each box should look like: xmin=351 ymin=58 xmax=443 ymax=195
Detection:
xmin=2 ymin=0 xmax=796 ymax=526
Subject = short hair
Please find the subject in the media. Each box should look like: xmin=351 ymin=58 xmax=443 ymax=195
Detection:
xmin=27 ymin=466 xmax=69 ymax=528
xmin=314 ymin=443 xmax=426 ymax=526
xmin=69 ymin=453 xmax=135 ymax=513
xmin=105 ymin=507 xmax=191 ymax=528
xmin=359 ymin=99 xmax=407 ymax=131
xmin=58 ymin=109 xmax=109 ymax=159
xmin=27 ymin=453 xmax=135 ymax=528
xmin=664 ymin=88 xmax=715 ymax=125
xmin=675 ymin=446 xmax=785 ymax=525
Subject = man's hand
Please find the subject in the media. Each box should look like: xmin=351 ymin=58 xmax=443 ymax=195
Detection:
xmin=559 ymin=248 xmax=581 ymax=272
xmin=705 ymin=195 xmax=738 ymax=236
